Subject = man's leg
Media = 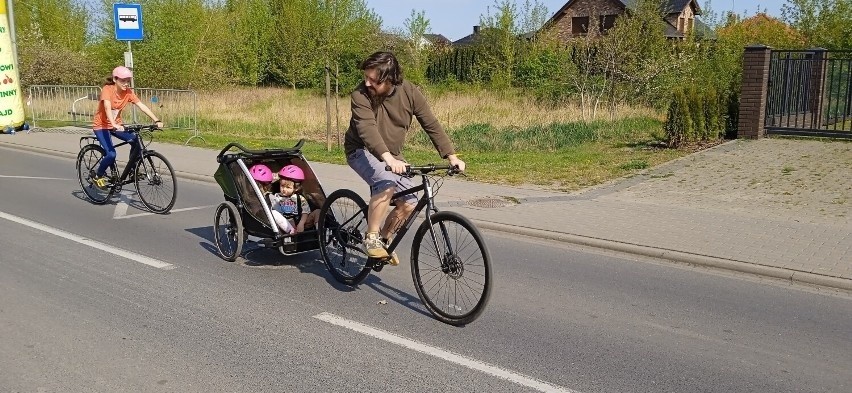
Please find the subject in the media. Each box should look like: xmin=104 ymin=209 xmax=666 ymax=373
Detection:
xmin=380 ymin=200 xmax=415 ymax=241
xmin=364 ymin=187 xmax=394 ymax=259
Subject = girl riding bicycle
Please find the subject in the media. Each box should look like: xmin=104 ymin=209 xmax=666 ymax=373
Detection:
xmin=91 ymin=66 xmax=163 ymax=188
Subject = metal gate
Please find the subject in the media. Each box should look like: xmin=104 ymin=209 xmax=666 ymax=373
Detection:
xmin=765 ymin=49 xmax=852 ymax=138
xmin=27 ymin=85 xmax=201 ymax=144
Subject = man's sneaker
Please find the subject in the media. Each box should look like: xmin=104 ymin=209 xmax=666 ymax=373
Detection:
xmin=387 ymin=251 xmax=400 ymax=266
xmin=92 ymin=176 xmax=109 ymax=190
xmin=363 ymin=232 xmax=389 ymax=259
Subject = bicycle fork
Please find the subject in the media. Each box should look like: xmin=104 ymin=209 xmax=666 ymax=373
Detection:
xmin=420 ymin=178 xmax=459 ymax=277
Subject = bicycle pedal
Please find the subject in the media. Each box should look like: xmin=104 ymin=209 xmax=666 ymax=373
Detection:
xmin=367 ymin=257 xmax=387 ymax=271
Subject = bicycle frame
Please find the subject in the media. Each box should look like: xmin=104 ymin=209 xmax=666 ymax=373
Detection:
xmin=84 ymin=129 xmax=153 ymax=187
xmin=382 ymin=172 xmax=455 ymax=260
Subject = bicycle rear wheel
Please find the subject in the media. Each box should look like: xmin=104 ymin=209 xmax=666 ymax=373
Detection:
xmin=135 ymin=151 xmax=177 ymax=214
xmin=318 ymin=189 xmax=371 ymax=286
xmin=76 ymin=144 xmax=115 ymax=204
xmin=411 ymin=211 xmax=492 ymax=326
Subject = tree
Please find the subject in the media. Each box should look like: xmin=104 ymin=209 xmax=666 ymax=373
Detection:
xmin=478 ymin=0 xmax=520 ymax=88
xmin=14 ymin=0 xmax=95 ymax=85
xmin=601 ymin=0 xmax=681 ymax=110
xmin=267 ymin=0 xmax=381 ymax=89
xmin=783 ymin=0 xmax=852 ymax=49
xmin=226 ymin=0 xmax=273 ymax=86
xmin=400 ymin=9 xmax=430 ymax=85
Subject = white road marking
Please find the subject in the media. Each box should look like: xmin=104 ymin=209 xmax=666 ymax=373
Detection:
xmin=313 ymin=312 xmax=580 ymax=393
xmin=0 ymin=210 xmax=175 ymax=270
xmin=114 ymin=204 xmax=215 ymax=220
xmin=113 ymin=192 xmax=131 ymax=218
xmin=0 ymin=175 xmax=73 ymax=181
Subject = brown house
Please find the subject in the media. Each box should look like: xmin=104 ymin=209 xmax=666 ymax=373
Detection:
xmin=546 ymin=0 xmax=713 ymax=41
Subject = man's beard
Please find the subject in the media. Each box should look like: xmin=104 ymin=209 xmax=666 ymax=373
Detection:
xmin=366 ymin=84 xmax=386 ymax=112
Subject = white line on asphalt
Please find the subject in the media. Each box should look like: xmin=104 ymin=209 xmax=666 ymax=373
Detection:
xmin=0 ymin=175 xmax=72 ymax=181
xmin=0 ymin=210 xmax=176 ymax=270
xmin=313 ymin=312 xmax=580 ymax=393
xmin=114 ymin=204 xmax=216 ymax=220
xmin=113 ymin=193 xmax=131 ymax=218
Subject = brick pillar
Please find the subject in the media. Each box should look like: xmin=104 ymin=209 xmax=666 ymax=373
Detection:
xmin=807 ymin=48 xmax=827 ymax=128
xmin=737 ymin=44 xmax=772 ymax=139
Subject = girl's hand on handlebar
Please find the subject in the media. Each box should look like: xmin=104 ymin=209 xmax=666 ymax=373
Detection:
xmin=153 ymin=120 xmax=163 ymax=129
xmin=448 ymin=154 xmax=465 ymax=172
xmin=113 ymin=124 xmax=125 ymax=132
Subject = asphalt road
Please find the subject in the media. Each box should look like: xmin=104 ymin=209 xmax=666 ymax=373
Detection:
xmin=1 ymin=147 xmax=850 ymax=392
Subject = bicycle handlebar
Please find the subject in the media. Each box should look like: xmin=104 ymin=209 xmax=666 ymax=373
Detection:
xmin=385 ymin=164 xmax=462 ymax=176
xmin=115 ymin=124 xmax=161 ymax=133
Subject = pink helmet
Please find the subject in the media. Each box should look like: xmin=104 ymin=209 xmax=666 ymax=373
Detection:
xmin=279 ymin=165 xmax=305 ymax=182
xmin=249 ymin=164 xmax=273 ymax=183
xmin=112 ymin=66 xmax=133 ymax=79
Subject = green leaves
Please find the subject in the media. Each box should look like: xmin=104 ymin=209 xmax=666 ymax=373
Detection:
xmin=783 ymin=0 xmax=852 ymax=50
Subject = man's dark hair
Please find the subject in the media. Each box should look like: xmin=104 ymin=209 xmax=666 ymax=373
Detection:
xmin=359 ymin=51 xmax=403 ymax=85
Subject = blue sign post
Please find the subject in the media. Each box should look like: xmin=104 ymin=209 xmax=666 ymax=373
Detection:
xmin=114 ymin=3 xmax=143 ymax=121
xmin=113 ymin=4 xmax=144 ymax=41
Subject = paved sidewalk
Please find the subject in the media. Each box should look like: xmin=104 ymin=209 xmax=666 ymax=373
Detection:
xmin=2 ymin=128 xmax=850 ymax=291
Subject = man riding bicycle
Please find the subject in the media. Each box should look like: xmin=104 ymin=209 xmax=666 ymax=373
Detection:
xmin=91 ymin=66 xmax=163 ymax=188
xmin=344 ymin=51 xmax=465 ymax=265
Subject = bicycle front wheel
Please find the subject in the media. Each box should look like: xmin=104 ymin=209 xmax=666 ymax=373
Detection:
xmin=76 ymin=144 xmax=115 ymax=204
xmin=318 ymin=189 xmax=371 ymax=286
xmin=135 ymin=151 xmax=177 ymax=214
xmin=412 ymin=211 xmax=492 ymax=326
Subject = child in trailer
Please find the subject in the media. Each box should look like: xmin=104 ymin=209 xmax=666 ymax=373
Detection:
xmin=268 ymin=165 xmax=318 ymax=235
xmin=248 ymin=163 xmax=286 ymax=229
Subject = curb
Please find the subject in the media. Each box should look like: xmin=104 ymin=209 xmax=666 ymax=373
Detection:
xmin=4 ymin=140 xmax=850 ymax=293
xmin=475 ymin=220 xmax=852 ymax=293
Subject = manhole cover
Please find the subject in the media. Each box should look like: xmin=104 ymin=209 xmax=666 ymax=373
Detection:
xmin=466 ymin=198 xmax=516 ymax=208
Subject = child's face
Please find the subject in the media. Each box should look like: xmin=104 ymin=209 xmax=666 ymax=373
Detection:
xmin=279 ymin=179 xmax=297 ymax=196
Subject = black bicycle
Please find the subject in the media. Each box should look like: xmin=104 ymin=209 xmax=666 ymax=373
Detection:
xmin=76 ymin=124 xmax=177 ymax=214
xmin=318 ymin=164 xmax=492 ymax=326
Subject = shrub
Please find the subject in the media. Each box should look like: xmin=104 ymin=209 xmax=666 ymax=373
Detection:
xmin=664 ymin=90 xmax=692 ymax=147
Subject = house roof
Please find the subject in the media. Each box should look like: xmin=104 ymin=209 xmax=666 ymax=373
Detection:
xmin=424 ymin=34 xmax=452 ymax=45
xmin=546 ymin=0 xmax=711 ymax=39
xmin=453 ymin=26 xmax=490 ymax=46
xmin=547 ymin=0 xmax=702 ymax=26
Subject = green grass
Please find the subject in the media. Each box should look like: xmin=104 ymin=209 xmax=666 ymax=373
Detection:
xmin=155 ymin=116 xmax=685 ymax=192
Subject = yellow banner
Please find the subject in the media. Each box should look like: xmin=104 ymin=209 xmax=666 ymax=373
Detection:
xmin=0 ymin=3 xmax=25 ymax=128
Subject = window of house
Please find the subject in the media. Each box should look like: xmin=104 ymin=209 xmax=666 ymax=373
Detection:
xmin=599 ymin=15 xmax=617 ymax=32
xmin=678 ymin=17 xmax=684 ymax=32
xmin=689 ymin=18 xmax=695 ymax=32
xmin=572 ymin=16 xmax=589 ymax=34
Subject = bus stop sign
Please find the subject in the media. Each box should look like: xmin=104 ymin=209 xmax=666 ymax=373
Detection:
xmin=114 ymin=4 xmax=143 ymax=41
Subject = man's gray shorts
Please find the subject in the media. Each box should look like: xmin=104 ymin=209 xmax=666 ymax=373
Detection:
xmin=347 ymin=148 xmax=417 ymax=205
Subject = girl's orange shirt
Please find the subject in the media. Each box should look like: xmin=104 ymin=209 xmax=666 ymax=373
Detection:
xmin=93 ymin=84 xmax=140 ymax=130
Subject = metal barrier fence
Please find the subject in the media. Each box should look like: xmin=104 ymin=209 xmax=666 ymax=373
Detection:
xmin=27 ymin=85 xmax=202 ymax=144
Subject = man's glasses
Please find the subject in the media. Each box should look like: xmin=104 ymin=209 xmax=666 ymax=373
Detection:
xmin=116 ymin=77 xmax=132 ymax=84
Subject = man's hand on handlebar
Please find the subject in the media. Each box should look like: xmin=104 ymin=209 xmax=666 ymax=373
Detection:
xmin=448 ymin=154 xmax=465 ymax=173
xmin=382 ymin=153 xmax=408 ymax=174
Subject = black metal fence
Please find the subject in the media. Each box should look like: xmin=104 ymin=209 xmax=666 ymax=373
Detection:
xmin=765 ymin=49 xmax=852 ymax=138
